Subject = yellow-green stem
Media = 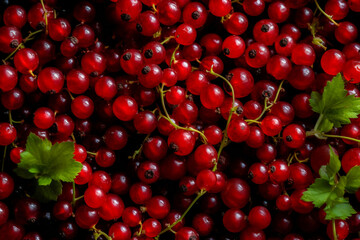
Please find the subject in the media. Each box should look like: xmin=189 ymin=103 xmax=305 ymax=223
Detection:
xmin=332 ymin=220 xmax=338 ymax=240
xmin=1 ymin=145 xmax=7 ymax=172
xmin=314 ymin=0 xmax=339 ymax=27
xmin=170 ymin=44 xmax=180 ymax=67
xmin=158 ymin=84 xmax=208 ymax=144
xmin=40 ymin=0 xmax=49 ymax=34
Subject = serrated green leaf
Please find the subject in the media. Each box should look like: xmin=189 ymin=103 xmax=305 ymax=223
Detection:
xmin=310 ymin=73 xmax=360 ymax=129
xmin=15 ymin=133 xmax=82 ymax=183
xmin=301 ymin=178 xmax=333 ymax=207
xmin=33 ymin=180 xmax=62 ymax=202
xmin=46 ymin=141 xmax=82 ymax=182
xmin=319 ymin=146 xmax=341 ymax=183
xmin=13 ymin=167 xmax=36 ymax=179
xmin=317 ymin=117 xmax=334 ymax=133
xmin=345 ymin=166 xmax=360 ymax=193
xmin=324 ymin=197 xmax=356 ymax=220
xmin=38 ymin=176 xmax=52 ymax=186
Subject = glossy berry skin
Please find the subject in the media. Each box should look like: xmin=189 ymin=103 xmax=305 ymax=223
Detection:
xmin=200 ymin=84 xmax=225 ymax=109
xmin=175 ymin=227 xmax=199 ymax=240
xmin=113 ymin=95 xmax=138 ymax=122
xmin=0 ymin=65 xmax=18 ymax=92
xmin=291 ymin=44 xmax=316 ymax=66
xmin=192 ymin=213 xmax=214 ymax=236
xmin=75 ymin=205 xmax=99 ymax=229
xmin=84 ymin=186 xmax=106 ymax=209
xmin=168 ymin=129 xmax=195 ymax=156
xmin=130 ymin=182 xmax=152 ymax=205
xmin=287 ymin=65 xmax=315 ymax=90
xmin=14 ymin=48 xmax=39 ymax=74
xmin=138 ymin=64 xmax=163 ymax=88
xmin=253 ymin=19 xmax=279 ymax=46
xmin=326 ymin=220 xmax=349 ymax=240
xmin=115 ymin=0 xmax=142 ymax=22
xmin=266 ymin=55 xmax=292 ymax=80
xmin=108 ymin=222 xmax=131 ymax=240
xmin=48 ymin=18 xmax=71 ymax=41
xmin=182 ymin=2 xmax=208 ymax=29
xmin=0 ymin=123 xmax=17 ymax=146
xmin=81 ymin=51 xmax=106 ymax=76
xmin=325 ymin=0 xmax=349 ymax=20
xmin=143 ymin=218 xmax=162 ymax=237
xmin=121 ymin=49 xmax=144 ymax=75
xmin=228 ymin=118 xmax=250 ymax=143
xmin=245 ymin=43 xmax=270 ymax=68
xmin=0 ymin=221 xmax=25 ymax=240
xmin=175 ymin=24 xmax=197 ymax=46
xmin=145 ymin=196 xmax=170 ymax=219
xmin=33 ymin=107 xmax=55 ymax=129
xmin=321 ymin=49 xmax=346 ymax=75
xmin=239 ymin=227 xmax=266 ymax=240
xmin=341 ymin=148 xmax=360 ymax=173
xmin=136 ymin=11 xmax=160 ymax=37
xmin=221 ymin=178 xmax=250 ymax=208
xmin=290 ymin=189 xmax=314 ymax=214
xmin=223 ymin=12 xmax=249 ymax=35
xmin=3 ymin=5 xmax=27 ymax=29
xmin=243 ymin=0 xmax=265 ymax=16
xmin=104 ymin=126 xmax=128 ymax=150
xmin=269 ymin=160 xmax=290 ymax=183
xmin=208 ymin=0 xmax=232 ymax=17
xmin=37 ymin=67 xmax=65 ymax=94
xmin=122 ymin=207 xmax=142 ymax=227
xmin=275 ymin=34 xmax=296 ymax=56
xmin=74 ymin=162 xmax=92 ymax=185
xmin=343 ymin=60 xmax=360 ymax=83
xmin=249 ymin=163 xmax=268 ymax=184
xmin=276 ymin=195 xmax=291 ymax=211
xmin=222 ymin=35 xmax=245 ymax=59
xmin=261 ymin=115 xmax=282 ymax=137
xmin=0 ymin=26 xmax=22 ymax=53
xmin=157 ymin=0 xmax=181 ymax=26
xmin=335 ymin=22 xmax=358 ymax=45
xmin=268 ymin=1 xmax=290 ymax=23
xmin=137 ymin=161 xmax=160 ymax=184
xmin=282 ymin=124 xmax=306 ymax=148
xmin=194 ymin=144 xmax=217 ymax=170
xmin=248 ymin=206 xmax=271 ymax=230
xmin=223 ymin=208 xmax=247 ymax=233
xmin=99 ymin=194 xmax=125 ymax=221
xmin=226 ymin=68 xmax=254 ymax=98
xmin=71 ymin=95 xmax=94 ymax=119
xmin=196 ymin=169 xmax=217 ymax=191
xmin=288 ymin=163 xmax=314 ymax=190
xmin=72 ymin=24 xmax=95 ymax=48
xmin=53 ymin=201 xmax=72 ymax=221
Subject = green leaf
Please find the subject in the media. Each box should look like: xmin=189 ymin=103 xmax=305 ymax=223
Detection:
xmin=310 ymin=73 xmax=360 ymax=129
xmin=345 ymin=166 xmax=360 ymax=193
xmin=33 ymin=180 xmax=62 ymax=202
xmin=319 ymin=146 xmax=341 ymax=184
xmin=301 ymin=178 xmax=333 ymax=207
xmin=15 ymin=133 xmax=82 ymax=183
xmin=38 ymin=176 xmax=52 ymax=186
xmin=324 ymin=197 xmax=356 ymax=220
xmin=316 ymin=117 xmax=334 ymax=133
xmin=13 ymin=167 xmax=36 ymax=179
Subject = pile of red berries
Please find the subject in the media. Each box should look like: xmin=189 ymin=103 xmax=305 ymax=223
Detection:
xmin=0 ymin=0 xmax=360 ymax=239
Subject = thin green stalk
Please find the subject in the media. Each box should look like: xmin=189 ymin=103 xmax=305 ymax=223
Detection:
xmin=156 ymin=190 xmax=206 ymax=238
xmin=170 ymin=44 xmax=180 ymax=67
xmin=72 ymin=182 xmax=76 ymax=207
xmin=158 ymin=84 xmax=208 ymax=144
xmin=332 ymin=220 xmax=338 ymax=240
xmin=314 ymin=0 xmax=339 ymax=27
xmin=322 ymin=133 xmax=360 ymax=143
xmin=40 ymin=0 xmax=49 ymax=34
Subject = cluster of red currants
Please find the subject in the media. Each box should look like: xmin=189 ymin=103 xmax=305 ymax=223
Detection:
xmin=0 ymin=0 xmax=360 ymax=239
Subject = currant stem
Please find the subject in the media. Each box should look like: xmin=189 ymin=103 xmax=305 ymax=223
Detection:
xmin=91 ymin=226 xmax=112 ymax=240
xmin=160 ymin=36 xmax=175 ymax=45
xmin=156 ymin=190 xmax=206 ymax=238
xmin=313 ymin=114 xmax=324 ymax=132
xmin=245 ymin=119 xmax=261 ymax=125
xmin=332 ymin=219 xmax=338 ymax=240
xmin=8 ymin=110 xmax=23 ymax=125
xmin=314 ymin=0 xmax=340 ymax=27
xmin=322 ymin=133 xmax=360 ymax=143
xmin=128 ymin=133 xmax=151 ymax=159
xmin=72 ymin=181 xmax=76 ymax=207
xmin=87 ymin=151 xmax=97 ymax=156
xmin=2 ymin=29 xmax=43 ymax=63
xmin=170 ymin=44 xmax=180 ymax=67
xmin=158 ymin=84 xmax=208 ymax=144
xmin=40 ymin=0 xmax=49 ymax=34
xmin=1 ymin=145 xmax=7 ymax=172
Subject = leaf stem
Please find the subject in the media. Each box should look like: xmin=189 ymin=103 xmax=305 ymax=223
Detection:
xmin=314 ymin=114 xmax=324 ymax=132
xmin=314 ymin=0 xmax=339 ymax=27
xmin=322 ymin=133 xmax=360 ymax=144
xmin=1 ymin=145 xmax=7 ymax=172
xmin=332 ymin=219 xmax=338 ymax=240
